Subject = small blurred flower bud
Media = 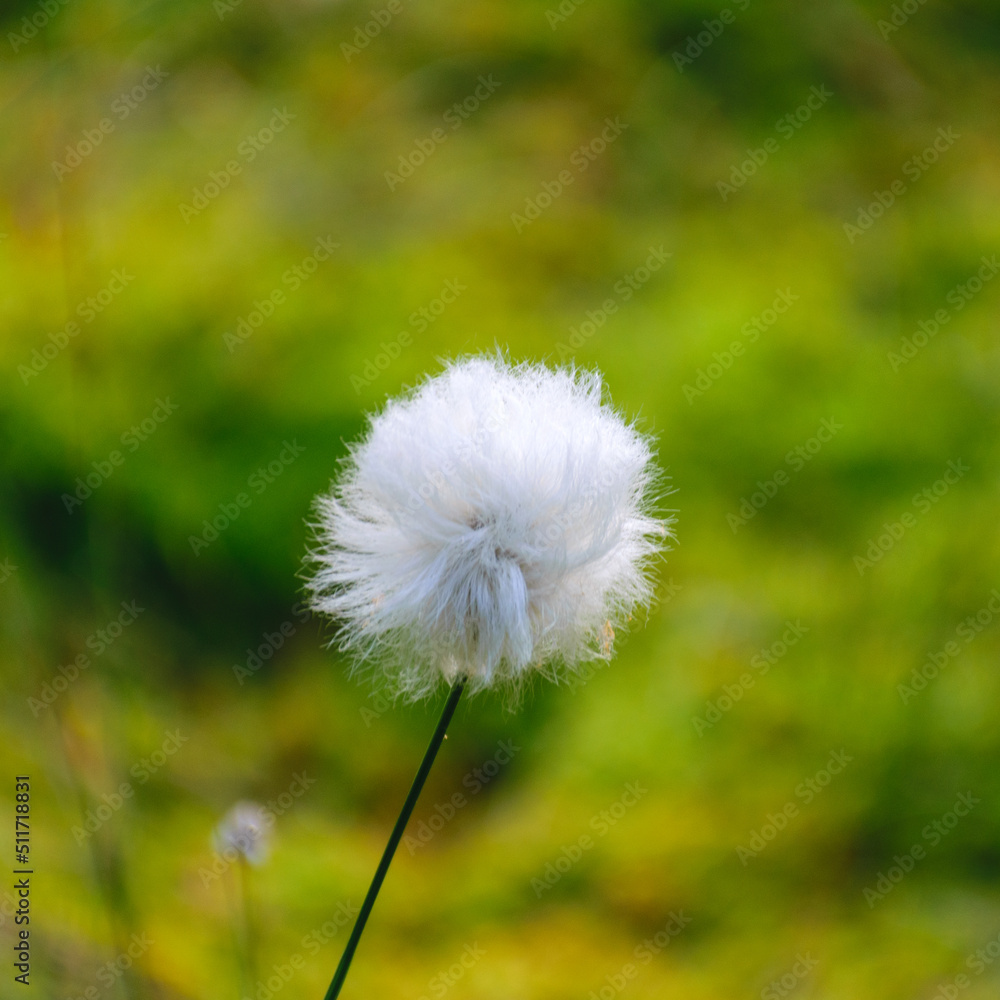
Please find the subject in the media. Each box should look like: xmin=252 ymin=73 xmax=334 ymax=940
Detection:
xmin=213 ymin=801 xmax=270 ymax=866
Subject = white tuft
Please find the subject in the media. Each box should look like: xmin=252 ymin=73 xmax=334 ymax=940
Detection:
xmin=213 ymin=801 xmax=271 ymax=866
xmin=305 ymin=354 xmax=673 ymax=701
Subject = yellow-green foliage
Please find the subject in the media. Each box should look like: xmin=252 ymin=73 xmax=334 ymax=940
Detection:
xmin=2 ymin=0 xmax=1000 ymax=997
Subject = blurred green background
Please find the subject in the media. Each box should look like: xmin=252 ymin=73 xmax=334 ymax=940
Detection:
xmin=2 ymin=0 xmax=1000 ymax=997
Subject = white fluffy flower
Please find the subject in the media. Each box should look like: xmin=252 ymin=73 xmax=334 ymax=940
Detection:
xmin=306 ymin=355 xmax=671 ymax=700
xmin=213 ymin=801 xmax=271 ymax=866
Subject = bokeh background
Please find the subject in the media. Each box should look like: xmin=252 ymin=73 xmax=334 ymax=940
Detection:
xmin=2 ymin=0 xmax=1000 ymax=997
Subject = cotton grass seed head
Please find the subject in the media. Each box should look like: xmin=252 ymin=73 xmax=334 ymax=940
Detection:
xmin=213 ymin=801 xmax=271 ymax=866
xmin=306 ymin=355 xmax=672 ymax=701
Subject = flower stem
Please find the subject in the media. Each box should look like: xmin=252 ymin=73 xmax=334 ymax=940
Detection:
xmin=322 ymin=675 xmax=467 ymax=1000
xmin=237 ymin=856 xmax=257 ymax=997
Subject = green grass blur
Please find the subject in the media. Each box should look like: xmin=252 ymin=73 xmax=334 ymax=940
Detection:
xmin=2 ymin=0 xmax=1000 ymax=997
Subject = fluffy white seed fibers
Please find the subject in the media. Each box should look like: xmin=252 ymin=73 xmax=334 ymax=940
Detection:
xmin=306 ymin=355 xmax=671 ymax=700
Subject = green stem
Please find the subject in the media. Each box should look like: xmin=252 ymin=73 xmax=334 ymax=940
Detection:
xmin=236 ymin=856 xmax=256 ymax=998
xmin=322 ymin=675 xmax=467 ymax=1000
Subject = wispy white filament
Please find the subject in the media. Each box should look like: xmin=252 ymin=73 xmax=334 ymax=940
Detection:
xmin=306 ymin=355 xmax=671 ymax=700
